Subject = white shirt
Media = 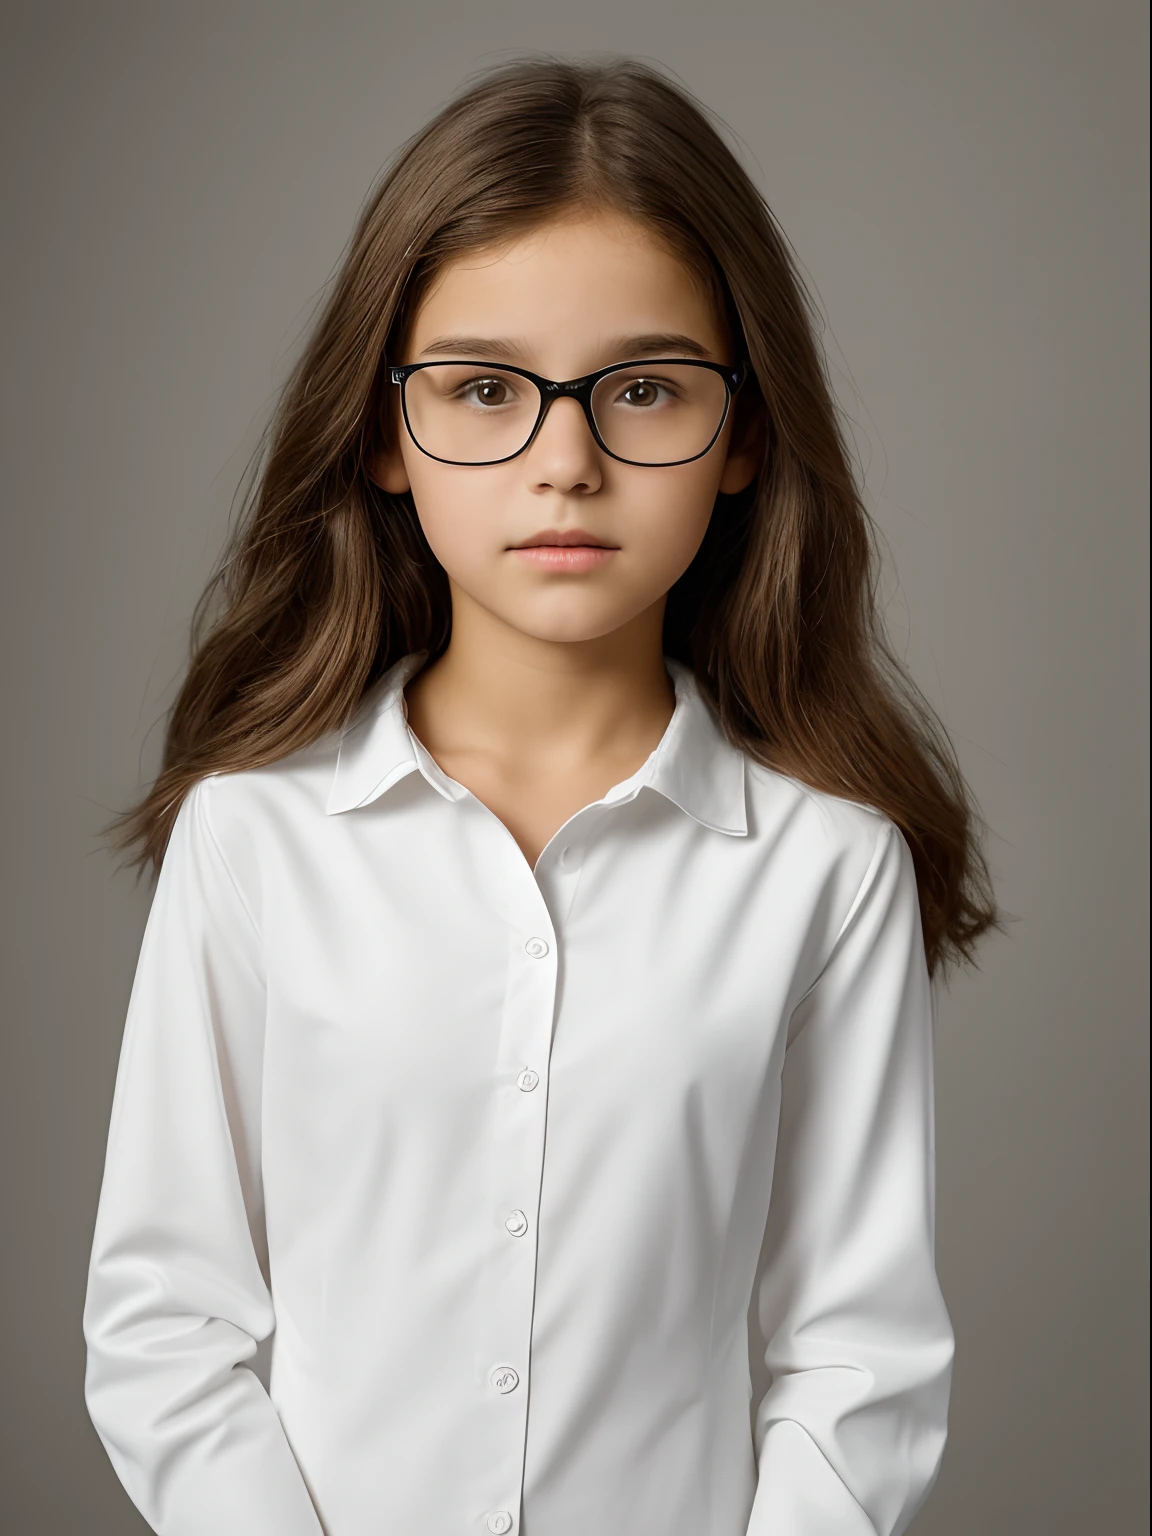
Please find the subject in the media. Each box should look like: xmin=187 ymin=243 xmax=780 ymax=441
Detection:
xmin=84 ymin=649 xmax=954 ymax=1536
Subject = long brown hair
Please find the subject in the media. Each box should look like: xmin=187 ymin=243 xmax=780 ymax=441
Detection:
xmin=105 ymin=55 xmax=1003 ymax=982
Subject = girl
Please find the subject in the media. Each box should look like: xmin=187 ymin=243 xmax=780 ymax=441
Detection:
xmin=84 ymin=57 xmax=1000 ymax=1536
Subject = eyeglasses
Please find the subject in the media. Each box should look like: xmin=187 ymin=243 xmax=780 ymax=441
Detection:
xmin=388 ymin=357 xmax=748 ymax=468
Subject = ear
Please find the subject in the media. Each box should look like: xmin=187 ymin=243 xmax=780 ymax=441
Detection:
xmin=718 ymin=439 xmax=761 ymax=495
xmin=367 ymin=438 xmax=411 ymax=494
xmin=366 ymin=381 xmax=412 ymax=493
xmin=718 ymin=393 xmax=767 ymax=495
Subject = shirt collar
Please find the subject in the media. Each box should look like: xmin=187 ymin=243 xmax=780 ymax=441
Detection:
xmin=325 ymin=649 xmax=748 ymax=837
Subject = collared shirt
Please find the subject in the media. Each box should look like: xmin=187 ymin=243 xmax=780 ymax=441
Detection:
xmin=83 ymin=649 xmax=954 ymax=1536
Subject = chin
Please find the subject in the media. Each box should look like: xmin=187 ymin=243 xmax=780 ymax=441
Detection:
xmin=503 ymin=609 xmax=637 ymax=646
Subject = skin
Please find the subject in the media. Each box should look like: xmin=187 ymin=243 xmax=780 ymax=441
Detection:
xmin=369 ymin=207 xmax=762 ymax=869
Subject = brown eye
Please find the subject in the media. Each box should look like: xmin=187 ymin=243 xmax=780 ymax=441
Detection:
xmin=621 ymin=379 xmax=660 ymax=407
xmin=470 ymin=378 xmax=508 ymax=406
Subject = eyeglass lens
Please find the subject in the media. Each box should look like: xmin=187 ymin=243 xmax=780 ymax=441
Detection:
xmin=402 ymin=362 xmax=730 ymax=465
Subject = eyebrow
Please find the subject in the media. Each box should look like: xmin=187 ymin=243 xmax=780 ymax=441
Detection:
xmin=416 ymin=332 xmax=716 ymax=365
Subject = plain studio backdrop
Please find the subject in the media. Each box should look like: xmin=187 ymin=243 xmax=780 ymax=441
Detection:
xmin=1 ymin=3 xmax=1147 ymax=1532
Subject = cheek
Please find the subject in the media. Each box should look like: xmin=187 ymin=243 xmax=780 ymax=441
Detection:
xmin=405 ymin=462 xmax=509 ymax=571
xmin=624 ymin=464 xmax=722 ymax=563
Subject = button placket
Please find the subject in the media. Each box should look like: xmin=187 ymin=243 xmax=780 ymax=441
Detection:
xmin=535 ymin=826 xmax=589 ymax=933
xmin=473 ymin=896 xmax=560 ymax=1530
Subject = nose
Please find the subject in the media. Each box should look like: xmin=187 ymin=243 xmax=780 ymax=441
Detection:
xmin=525 ymin=395 xmax=603 ymax=495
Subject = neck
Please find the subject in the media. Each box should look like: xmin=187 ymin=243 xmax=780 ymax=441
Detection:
xmin=403 ymin=586 xmax=676 ymax=770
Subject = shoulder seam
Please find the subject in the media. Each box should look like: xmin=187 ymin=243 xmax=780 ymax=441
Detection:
xmin=788 ymin=816 xmax=896 ymax=1014
xmin=197 ymin=776 xmax=263 ymax=944
xmin=829 ymin=816 xmax=896 ymax=955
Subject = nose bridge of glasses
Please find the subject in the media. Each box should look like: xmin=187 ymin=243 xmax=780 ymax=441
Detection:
xmin=537 ymin=374 xmax=603 ymax=432
xmin=544 ymin=376 xmax=593 ymax=400
xmin=533 ymin=379 xmax=598 ymax=444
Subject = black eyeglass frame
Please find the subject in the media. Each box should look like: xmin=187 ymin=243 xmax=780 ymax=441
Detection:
xmin=388 ymin=356 xmax=749 ymax=468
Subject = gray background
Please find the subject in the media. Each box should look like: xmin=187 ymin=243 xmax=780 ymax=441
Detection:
xmin=1 ymin=2 xmax=1147 ymax=1531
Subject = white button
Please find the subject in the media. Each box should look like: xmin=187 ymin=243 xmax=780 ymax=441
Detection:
xmin=516 ymin=1068 xmax=539 ymax=1092
xmin=505 ymin=1210 xmax=528 ymax=1237
xmin=486 ymin=1514 xmax=513 ymax=1534
xmin=559 ymin=844 xmax=574 ymax=866
xmin=524 ymin=936 xmax=549 ymax=958
xmin=490 ymin=1365 xmax=519 ymax=1393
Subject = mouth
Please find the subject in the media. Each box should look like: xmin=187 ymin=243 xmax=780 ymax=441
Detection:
xmin=508 ymin=527 xmax=620 ymax=572
xmin=509 ymin=528 xmax=619 ymax=550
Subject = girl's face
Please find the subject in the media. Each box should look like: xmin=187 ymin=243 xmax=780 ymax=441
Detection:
xmin=370 ymin=208 xmax=760 ymax=648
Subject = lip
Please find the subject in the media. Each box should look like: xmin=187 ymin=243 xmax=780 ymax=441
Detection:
xmin=508 ymin=526 xmax=619 ymax=573
xmin=510 ymin=528 xmax=618 ymax=549
xmin=510 ymin=545 xmax=617 ymax=572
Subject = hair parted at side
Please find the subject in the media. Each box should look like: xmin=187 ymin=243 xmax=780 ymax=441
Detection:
xmin=104 ymin=53 xmax=1003 ymax=982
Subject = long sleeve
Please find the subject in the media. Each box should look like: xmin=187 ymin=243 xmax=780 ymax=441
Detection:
xmin=746 ymin=819 xmax=955 ymax=1536
xmin=82 ymin=778 xmax=325 ymax=1536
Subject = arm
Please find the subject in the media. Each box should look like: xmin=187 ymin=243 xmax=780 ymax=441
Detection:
xmin=747 ymin=819 xmax=955 ymax=1536
xmin=83 ymin=778 xmax=325 ymax=1536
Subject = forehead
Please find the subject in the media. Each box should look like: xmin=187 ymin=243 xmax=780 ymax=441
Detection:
xmin=407 ymin=210 xmax=729 ymax=363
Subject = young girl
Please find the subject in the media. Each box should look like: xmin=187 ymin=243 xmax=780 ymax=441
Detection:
xmin=84 ymin=57 xmax=999 ymax=1536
